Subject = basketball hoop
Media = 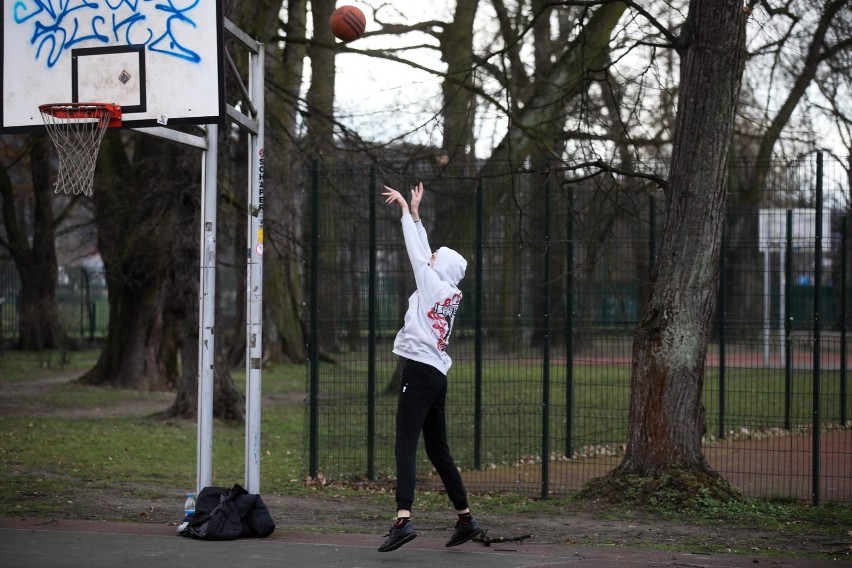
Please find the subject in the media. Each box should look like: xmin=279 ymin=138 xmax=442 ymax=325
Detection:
xmin=38 ymin=103 xmax=121 ymax=197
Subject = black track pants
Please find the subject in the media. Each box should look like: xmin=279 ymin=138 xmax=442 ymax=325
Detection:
xmin=394 ymin=359 xmax=468 ymax=512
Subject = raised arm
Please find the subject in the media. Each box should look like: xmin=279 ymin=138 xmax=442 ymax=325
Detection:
xmin=409 ymin=182 xmax=423 ymax=222
xmin=383 ymin=184 xmax=431 ymax=282
xmin=384 ymin=183 xmax=431 ymax=257
xmin=409 ymin=182 xmax=431 ymax=254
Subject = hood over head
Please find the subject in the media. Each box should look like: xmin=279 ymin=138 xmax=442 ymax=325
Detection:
xmin=432 ymin=246 xmax=466 ymax=286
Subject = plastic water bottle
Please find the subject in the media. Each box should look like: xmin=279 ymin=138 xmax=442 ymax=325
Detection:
xmin=184 ymin=492 xmax=196 ymax=517
xmin=178 ymin=492 xmax=195 ymax=534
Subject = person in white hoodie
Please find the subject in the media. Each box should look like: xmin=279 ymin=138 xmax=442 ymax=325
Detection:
xmin=377 ymin=182 xmax=483 ymax=553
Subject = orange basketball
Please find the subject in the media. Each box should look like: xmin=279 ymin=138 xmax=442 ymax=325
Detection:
xmin=329 ymin=5 xmax=366 ymax=43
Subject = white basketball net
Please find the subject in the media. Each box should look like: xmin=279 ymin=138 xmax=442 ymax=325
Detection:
xmin=39 ymin=104 xmax=116 ymax=197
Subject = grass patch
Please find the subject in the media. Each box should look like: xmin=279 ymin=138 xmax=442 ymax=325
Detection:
xmin=25 ymin=382 xmax=173 ymax=409
xmin=0 ymin=353 xmax=308 ymax=517
xmin=0 ymin=349 xmax=99 ymax=382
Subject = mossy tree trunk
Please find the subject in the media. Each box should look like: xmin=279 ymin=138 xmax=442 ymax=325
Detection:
xmin=614 ymin=0 xmax=747 ymax=482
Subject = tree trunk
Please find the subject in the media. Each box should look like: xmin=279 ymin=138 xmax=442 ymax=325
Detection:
xmin=440 ymin=0 xmax=478 ymax=167
xmin=79 ymin=133 xmax=179 ymax=390
xmin=0 ymin=135 xmax=64 ymax=350
xmin=17 ymin=262 xmax=61 ymax=349
xmin=83 ymin=129 xmax=245 ymax=421
xmin=160 ymin=129 xmax=244 ymax=419
xmin=306 ymin=0 xmax=337 ymax=157
xmin=306 ymin=0 xmax=341 ymax=358
xmin=82 ymin=272 xmax=174 ymax=390
xmin=264 ymin=0 xmax=310 ymax=363
xmin=615 ymin=0 xmax=747 ymax=477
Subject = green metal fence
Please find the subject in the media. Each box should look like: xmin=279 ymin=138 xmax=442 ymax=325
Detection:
xmin=0 ymin=264 xmax=108 ymax=345
xmin=305 ymin=153 xmax=851 ymax=504
xmin=2 ymin=152 xmax=848 ymax=504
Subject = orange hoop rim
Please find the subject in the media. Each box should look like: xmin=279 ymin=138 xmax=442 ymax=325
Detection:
xmin=38 ymin=103 xmax=122 ymax=128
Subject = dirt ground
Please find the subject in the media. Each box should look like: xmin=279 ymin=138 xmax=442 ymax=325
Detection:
xmin=1 ymin=373 xmax=850 ymax=561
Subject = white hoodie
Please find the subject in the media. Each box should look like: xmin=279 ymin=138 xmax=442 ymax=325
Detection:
xmin=392 ymin=213 xmax=467 ymax=375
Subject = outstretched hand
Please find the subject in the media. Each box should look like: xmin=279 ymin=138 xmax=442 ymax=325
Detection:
xmin=382 ymin=185 xmax=409 ymax=214
xmin=409 ymin=182 xmax=424 ymax=218
xmin=383 ymin=183 xmax=425 ymax=221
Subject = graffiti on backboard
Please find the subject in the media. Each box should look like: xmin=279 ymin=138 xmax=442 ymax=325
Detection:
xmin=11 ymin=0 xmax=205 ymax=68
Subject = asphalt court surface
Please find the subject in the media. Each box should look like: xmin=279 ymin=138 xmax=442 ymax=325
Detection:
xmin=0 ymin=519 xmax=838 ymax=568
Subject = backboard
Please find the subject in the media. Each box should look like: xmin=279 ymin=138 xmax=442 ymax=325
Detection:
xmin=1 ymin=0 xmax=225 ymax=133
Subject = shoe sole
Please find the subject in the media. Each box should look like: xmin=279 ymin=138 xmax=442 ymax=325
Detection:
xmin=378 ymin=532 xmax=417 ymax=552
xmin=445 ymin=527 xmax=483 ymax=547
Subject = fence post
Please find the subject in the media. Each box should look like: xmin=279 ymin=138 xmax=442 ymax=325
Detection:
xmin=565 ymin=184 xmax=574 ymax=459
xmin=309 ymin=160 xmax=320 ymax=478
xmin=367 ymin=164 xmax=377 ymax=480
xmin=841 ymin=216 xmax=848 ymax=426
xmin=79 ymin=267 xmax=85 ymax=339
xmin=474 ymin=178 xmax=483 ymax=470
xmin=540 ymin=170 xmax=551 ymax=500
xmin=89 ymin=301 xmax=97 ymax=341
xmin=649 ymin=195 xmax=656 ymax=269
xmin=784 ymin=210 xmax=793 ymax=430
xmin=718 ymin=217 xmax=727 ymax=440
xmin=84 ymin=268 xmax=95 ymax=340
xmin=812 ymin=152 xmax=823 ymax=506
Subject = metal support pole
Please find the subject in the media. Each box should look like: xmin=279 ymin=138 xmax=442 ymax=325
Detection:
xmin=197 ymin=124 xmax=219 ymax=492
xmin=812 ymin=152 xmax=823 ymax=505
xmin=474 ymin=179 xmax=483 ymax=469
xmin=763 ymin=249 xmax=771 ymax=365
xmin=309 ymin=160 xmax=320 ymax=477
xmin=367 ymin=165 xmax=377 ymax=480
xmin=841 ymin=217 xmax=848 ymax=425
xmin=541 ymin=171 xmax=551 ymax=500
xmin=565 ymin=185 xmax=574 ymax=458
xmin=244 ymin=42 xmax=265 ymax=494
xmin=718 ymin=217 xmax=727 ymax=439
xmin=784 ymin=210 xmax=793 ymax=430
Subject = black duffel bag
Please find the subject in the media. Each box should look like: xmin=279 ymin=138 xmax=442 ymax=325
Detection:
xmin=178 ymin=484 xmax=275 ymax=540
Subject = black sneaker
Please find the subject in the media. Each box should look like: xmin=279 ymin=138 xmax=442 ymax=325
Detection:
xmin=377 ymin=520 xmax=417 ymax=552
xmin=445 ymin=516 xmax=482 ymax=547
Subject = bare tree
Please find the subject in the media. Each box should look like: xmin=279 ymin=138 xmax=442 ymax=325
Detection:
xmin=600 ymin=0 xmax=748 ymax=494
xmin=746 ymin=0 xmax=851 ymax=175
